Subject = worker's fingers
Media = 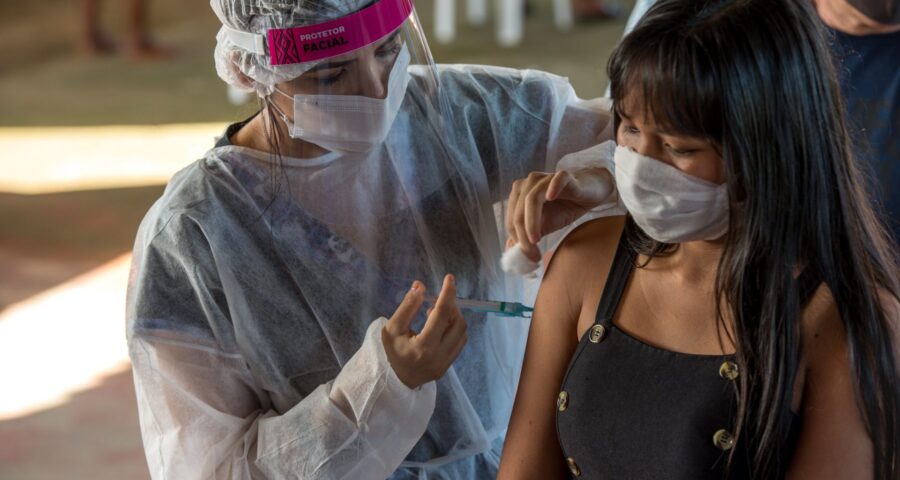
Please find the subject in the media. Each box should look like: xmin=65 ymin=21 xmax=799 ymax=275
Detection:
xmin=511 ymin=174 xmax=541 ymax=243
xmin=514 ymin=209 xmax=543 ymax=262
xmin=387 ymin=281 xmax=424 ymax=336
xmin=546 ymin=170 xmax=575 ymax=202
xmin=524 ymin=175 xmax=554 ymax=244
xmin=506 ymin=180 xmax=523 ymax=244
xmin=432 ymin=275 xmax=457 ymax=313
xmin=517 ymin=239 xmax=542 ymax=263
xmin=513 ymin=188 xmax=532 ymax=259
xmin=554 ymin=168 xmax=615 ymax=207
xmin=441 ymin=310 xmax=468 ymax=348
xmin=512 ymin=173 xmax=552 ymax=255
xmin=420 ymin=275 xmax=457 ymax=342
xmin=514 ymin=225 xmax=536 ymax=261
xmin=513 ymin=186 xmax=531 ymax=250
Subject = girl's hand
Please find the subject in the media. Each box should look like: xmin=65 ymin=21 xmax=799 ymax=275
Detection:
xmin=381 ymin=275 xmax=468 ymax=389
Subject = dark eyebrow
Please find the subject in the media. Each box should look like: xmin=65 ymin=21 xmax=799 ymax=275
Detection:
xmin=375 ymin=30 xmax=401 ymax=50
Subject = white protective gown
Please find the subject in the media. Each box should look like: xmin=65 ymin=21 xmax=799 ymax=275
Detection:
xmin=127 ymin=64 xmax=614 ymax=479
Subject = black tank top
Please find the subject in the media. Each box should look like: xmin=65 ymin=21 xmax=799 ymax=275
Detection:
xmin=555 ymin=232 xmax=820 ymax=479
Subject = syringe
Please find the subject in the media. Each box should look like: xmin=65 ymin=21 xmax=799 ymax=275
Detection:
xmin=424 ymin=296 xmax=533 ymax=318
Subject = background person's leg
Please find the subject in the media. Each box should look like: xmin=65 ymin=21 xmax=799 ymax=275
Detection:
xmin=81 ymin=0 xmax=116 ymax=55
xmin=125 ymin=0 xmax=173 ymax=60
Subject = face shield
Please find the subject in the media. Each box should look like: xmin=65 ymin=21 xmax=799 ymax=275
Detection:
xmin=217 ymin=0 xmax=441 ymax=152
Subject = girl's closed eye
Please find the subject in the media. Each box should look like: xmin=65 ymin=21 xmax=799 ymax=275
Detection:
xmin=665 ymin=144 xmax=697 ymax=157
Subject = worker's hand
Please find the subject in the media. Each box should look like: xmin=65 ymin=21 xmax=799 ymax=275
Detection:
xmin=506 ymin=168 xmax=614 ymax=262
xmin=382 ymin=275 xmax=468 ymax=389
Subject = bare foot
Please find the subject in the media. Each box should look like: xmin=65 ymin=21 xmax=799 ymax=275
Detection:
xmin=125 ymin=38 xmax=175 ymax=62
xmin=79 ymin=32 xmax=117 ymax=57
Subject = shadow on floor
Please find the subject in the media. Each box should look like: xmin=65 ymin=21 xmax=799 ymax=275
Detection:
xmin=0 ymin=185 xmax=165 ymax=311
xmin=0 ymin=368 xmax=148 ymax=480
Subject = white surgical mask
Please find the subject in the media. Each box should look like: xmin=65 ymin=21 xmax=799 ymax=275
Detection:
xmin=614 ymin=145 xmax=729 ymax=243
xmin=272 ymin=44 xmax=411 ymax=153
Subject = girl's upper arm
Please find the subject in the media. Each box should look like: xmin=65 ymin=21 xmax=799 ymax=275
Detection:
xmin=787 ymin=286 xmax=892 ymax=479
xmin=498 ymin=217 xmax=623 ymax=480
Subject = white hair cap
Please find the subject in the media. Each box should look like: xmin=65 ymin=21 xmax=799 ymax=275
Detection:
xmin=211 ymin=0 xmax=371 ymax=95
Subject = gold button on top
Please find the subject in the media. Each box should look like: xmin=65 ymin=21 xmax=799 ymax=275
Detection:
xmin=713 ymin=429 xmax=735 ymax=451
xmin=589 ymin=324 xmax=607 ymax=343
xmin=557 ymin=391 xmax=569 ymax=412
xmin=719 ymin=361 xmax=739 ymax=381
xmin=566 ymin=457 xmax=582 ymax=477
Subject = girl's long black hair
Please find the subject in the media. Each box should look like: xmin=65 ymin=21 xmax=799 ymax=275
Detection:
xmin=608 ymin=0 xmax=899 ymax=478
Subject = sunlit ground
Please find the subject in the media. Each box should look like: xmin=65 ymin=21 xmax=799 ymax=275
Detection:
xmin=0 ymin=121 xmax=216 ymax=418
xmin=0 ymin=122 xmax=214 ymax=424
xmin=0 ymin=124 xmax=222 ymax=194
xmin=0 ymin=254 xmax=133 ymax=421
xmin=0 ymin=122 xmax=211 ymax=478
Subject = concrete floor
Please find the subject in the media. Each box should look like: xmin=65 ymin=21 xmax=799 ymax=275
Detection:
xmin=0 ymin=370 xmax=147 ymax=480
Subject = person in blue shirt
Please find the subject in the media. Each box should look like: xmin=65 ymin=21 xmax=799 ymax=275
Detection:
xmin=815 ymin=0 xmax=900 ymax=243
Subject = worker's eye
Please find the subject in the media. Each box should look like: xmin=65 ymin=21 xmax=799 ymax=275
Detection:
xmin=377 ymin=40 xmax=403 ymax=59
xmin=314 ymin=69 xmax=346 ymax=86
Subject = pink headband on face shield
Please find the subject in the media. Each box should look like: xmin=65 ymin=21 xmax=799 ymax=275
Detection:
xmin=266 ymin=0 xmax=414 ymax=66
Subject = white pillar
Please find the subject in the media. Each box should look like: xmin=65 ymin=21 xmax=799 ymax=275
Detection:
xmin=552 ymin=0 xmax=573 ymax=31
xmin=467 ymin=0 xmax=488 ymax=26
xmin=435 ymin=0 xmax=457 ymax=44
xmin=496 ymin=0 xmax=523 ymax=47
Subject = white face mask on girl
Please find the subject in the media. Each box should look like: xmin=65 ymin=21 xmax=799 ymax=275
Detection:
xmin=271 ymin=44 xmax=412 ymax=153
xmin=613 ymin=145 xmax=729 ymax=243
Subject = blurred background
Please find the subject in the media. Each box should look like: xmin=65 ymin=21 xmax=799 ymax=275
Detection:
xmin=0 ymin=0 xmax=634 ymax=477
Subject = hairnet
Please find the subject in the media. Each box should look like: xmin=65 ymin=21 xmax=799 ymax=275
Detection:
xmin=211 ymin=0 xmax=373 ymax=94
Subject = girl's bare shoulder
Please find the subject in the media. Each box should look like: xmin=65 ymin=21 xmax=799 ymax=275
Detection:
xmin=544 ymin=216 xmax=627 ymax=303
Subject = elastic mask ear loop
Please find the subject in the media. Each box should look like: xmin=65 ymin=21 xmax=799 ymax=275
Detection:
xmin=272 ymin=85 xmax=293 ymax=101
xmin=266 ymin=88 xmax=294 ymax=130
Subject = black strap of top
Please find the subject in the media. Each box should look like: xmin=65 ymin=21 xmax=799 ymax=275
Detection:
xmin=594 ymin=232 xmax=636 ymax=327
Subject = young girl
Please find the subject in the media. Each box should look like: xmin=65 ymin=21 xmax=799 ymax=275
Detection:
xmin=498 ymin=0 xmax=900 ymax=479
